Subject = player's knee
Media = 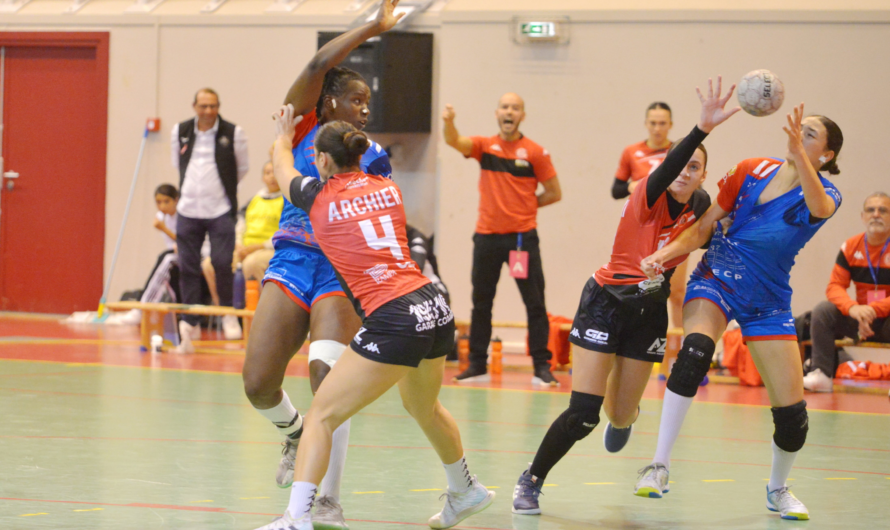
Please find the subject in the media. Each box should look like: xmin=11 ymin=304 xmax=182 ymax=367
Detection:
xmin=555 ymin=391 xmax=604 ymax=442
xmin=772 ymin=400 xmax=808 ymax=453
xmin=242 ymin=370 xmax=275 ymax=405
xmin=666 ymin=333 xmax=715 ymax=398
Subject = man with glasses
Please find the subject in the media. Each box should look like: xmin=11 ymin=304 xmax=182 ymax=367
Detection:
xmin=171 ymin=88 xmax=250 ymax=350
xmin=804 ymin=192 xmax=890 ymax=392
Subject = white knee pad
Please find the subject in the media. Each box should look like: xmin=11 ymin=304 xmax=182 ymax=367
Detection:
xmin=308 ymin=340 xmax=347 ymax=368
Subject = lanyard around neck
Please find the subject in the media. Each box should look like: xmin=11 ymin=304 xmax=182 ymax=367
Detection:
xmin=864 ymin=237 xmax=890 ymax=289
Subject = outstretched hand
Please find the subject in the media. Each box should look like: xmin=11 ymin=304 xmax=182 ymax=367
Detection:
xmin=273 ymin=104 xmax=303 ymax=141
xmin=376 ymin=0 xmax=406 ymax=33
xmin=697 ymin=76 xmax=741 ymax=133
xmin=782 ymin=103 xmax=806 ymax=157
xmin=442 ymin=104 xmax=456 ymax=122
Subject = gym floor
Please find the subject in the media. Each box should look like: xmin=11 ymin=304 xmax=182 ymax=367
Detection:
xmin=1 ymin=313 xmax=888 ymax=529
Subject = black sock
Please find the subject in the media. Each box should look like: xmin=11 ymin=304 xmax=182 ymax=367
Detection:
xmin=529 ymin=392 xmax=604 ymax=481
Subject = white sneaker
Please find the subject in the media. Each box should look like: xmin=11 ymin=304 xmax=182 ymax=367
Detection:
xmin=222 ymin=314 xmax=242 ymax=340
xmin=803 ymin=368 xmax=833 ymax=393
xmin=253 ymin=511 xmax=312 ymax=530
xmin=634 ymin=463 xmax=670 ymax=498
xmin=428 ymin=476 xmax=495 ymax=529
xmin=766 ymin=485 xmax=809 ymax=520
xmin=313 ymin=496 xmax=348 ymax=529
xmin=276 ymin=438 xmax=298 ymax=488
xmin=172 ymin=321 xmax=197 ymax=354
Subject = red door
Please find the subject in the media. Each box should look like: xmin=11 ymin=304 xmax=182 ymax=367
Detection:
xmin=0 ymin=33 xmax=108 ymax=313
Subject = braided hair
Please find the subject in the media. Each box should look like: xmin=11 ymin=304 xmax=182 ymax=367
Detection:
xmin=315 ymin=66 xmax=367 ymax=122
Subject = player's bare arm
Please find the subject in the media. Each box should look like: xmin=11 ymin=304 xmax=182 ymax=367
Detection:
xmin=784 ymin=103 xmax=836 ymax=219
xmin=640 ymin=202 xmax=729 ymax=279
xmin=537 ymin=176 xmax=561 ymax=207
xmin=442 ymin=104 xmax=474 ymax=156
xmin=271 ymin=104 xmax=304 ymax=203
xmin=283 ymin=0 xmax=405 ymax=112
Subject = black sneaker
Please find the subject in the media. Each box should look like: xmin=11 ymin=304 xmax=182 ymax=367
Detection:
xmin=512 ymin=468 xmax=542 ymax=515
xmin=453 ymin=365 xmax=490 ymax=383
xmin=531 ymin=365 xmax=559 ymax=387
xmin=603 ymin=423 xmax=633 ymax=453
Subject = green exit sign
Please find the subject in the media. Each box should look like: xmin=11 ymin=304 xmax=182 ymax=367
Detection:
xmin=520 ymin=21 xmax=556 ymax=38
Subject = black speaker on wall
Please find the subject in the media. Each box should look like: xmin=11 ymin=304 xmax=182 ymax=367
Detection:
xmin=318 ymin=32 xmax=433 ymax=133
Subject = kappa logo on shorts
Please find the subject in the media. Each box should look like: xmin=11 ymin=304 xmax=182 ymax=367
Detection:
xmin=584 ymin=329 xmax=609 ymax=345
xmin=354 ymin=327 xmax=367 ymax=344
xmin=364 ymin=342 xmax=380 ymax=354
xmin=647 ymin=338 xmax=667 ymax=355
xmin=570 ymin=328 xmax=581 ymax=339
xmin=409 ymin=294 xmax=454 ymax=332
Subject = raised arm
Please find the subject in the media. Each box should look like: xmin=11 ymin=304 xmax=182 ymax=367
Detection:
xmin=640 ymin=202 xmax=730 ymax=279
xmin=645 ymin=77 xmax=740 ymax=207
xmin=271 ymin=105 xmax=304 ymax=204
xmin=442 ymin=104 xmax=474 ymax=156
xmin=784 ymin=103 xmax=836 ymax=219
xmin=283 ymin=0 xmax=404 ymax=113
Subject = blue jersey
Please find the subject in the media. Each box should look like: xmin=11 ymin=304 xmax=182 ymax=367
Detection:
xmin=272 ymin=112 xmax=392 ymax=249
xmin=693 ymin=157 xmax=842 ymax=311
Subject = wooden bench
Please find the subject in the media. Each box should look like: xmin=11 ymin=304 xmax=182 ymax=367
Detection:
xmin=799 ymin=338 xmax=890 ymax=364
xmin=105 ymin=301 xmax=254 ymax=351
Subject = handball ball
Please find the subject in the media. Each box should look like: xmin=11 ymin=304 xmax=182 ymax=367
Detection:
xmin=737 ymin=69 xmax=785 ymax=117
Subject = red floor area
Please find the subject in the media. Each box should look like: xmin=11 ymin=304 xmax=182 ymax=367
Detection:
xmin=2 ymin=314 xmax=888 ymax=415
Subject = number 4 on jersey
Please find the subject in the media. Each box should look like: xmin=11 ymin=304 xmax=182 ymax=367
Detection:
xmin=359 ymin=215 xmax=404 ymax=260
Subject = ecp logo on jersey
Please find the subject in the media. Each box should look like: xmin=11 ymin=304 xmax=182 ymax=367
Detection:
xmin=584 ymin=329 xmax=609 ymax=345
xmin=346 ymin=176 xmax=370 ymax=189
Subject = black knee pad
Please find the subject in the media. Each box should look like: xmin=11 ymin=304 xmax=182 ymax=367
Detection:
xmin=772 ymin=400 xmax=808 ymax=452
xmin=554 ymin=391 xmax=604 ymax=441
xmin=666 ymin=333 xmax=715 ymax=398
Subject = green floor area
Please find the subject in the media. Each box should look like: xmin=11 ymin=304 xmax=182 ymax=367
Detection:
xmin=1 ymin=360 xmax=888 ymax=529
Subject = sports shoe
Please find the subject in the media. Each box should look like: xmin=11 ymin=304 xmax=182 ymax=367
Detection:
xmin=603 ymin=423 xmax=633 ymax=453
xmin=222 ymin=314 xmax=243 ymax=340
xmin=531 ymin=366 xmax=559 ymax=387
xmin=172 ymin=320 xmax=198 ymax=354
xmin=253 ymin=511 xmax=312 ymax=530
xmin=766 ymin=485 xmax=809 ymax=520
xmin=453 ymin=365 xmax=490 ymax=383
xmin=428 ymin=476 xmax=495 ymax=529
xmin=276 ymin=438 xmax=299 ymax=488
xmin=512 ymin=468 xmax=542 ymax=515
xmin=634 ymin=463 xmax=670 ymax=498
xmin=803 ymin=368 xmax=833 ymax=393
xmin=312 ymin=496 xmax=348 ymax=529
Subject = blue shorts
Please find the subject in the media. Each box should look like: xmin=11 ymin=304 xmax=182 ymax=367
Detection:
xmin=263 ymin=242 xmax=345 ymax=312
xmin=684 ymin=274 xmax=797 ymax=342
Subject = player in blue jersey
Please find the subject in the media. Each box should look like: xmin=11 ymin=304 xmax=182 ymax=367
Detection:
xmin=635 ymin=103 xmax=843 ymax=521
xmin=242 ymin=2 xmax=402 ymax=528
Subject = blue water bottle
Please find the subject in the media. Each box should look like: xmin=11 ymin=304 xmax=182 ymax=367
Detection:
xmin=233 ymin=263 xmax=246 ymax=309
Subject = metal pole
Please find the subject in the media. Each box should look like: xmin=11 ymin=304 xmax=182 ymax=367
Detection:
xmin=96 ymin=127 xmax=149 ymax=319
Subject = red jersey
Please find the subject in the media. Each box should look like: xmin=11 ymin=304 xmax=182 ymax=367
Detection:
xmin=290 ymin=171 xmax=430 ymax=316
xmin=467 ymin=135 xmax=557 ymax=234
xmin=594 ymin=174 xmax=709 ymax=300
xmin=615 ymin=140 xmax=672 ymax=182
xmin=827 ymin=233 xmax=890 ymax=318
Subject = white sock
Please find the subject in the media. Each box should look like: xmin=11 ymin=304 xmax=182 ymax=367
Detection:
xmin=443 ymin=455 xmax=473 ymax=493
xmin=287 ymin=481 xmax=317 ymax=520
xmin=653 ymin=389 xmax=694 ymax=468
xmin=319 ymin=419 xmax=351 ymax=501
xmin=768 ymin=440 xmax=797 ymax=491
xmin=255 ymin=391 xmax=302 ymax=438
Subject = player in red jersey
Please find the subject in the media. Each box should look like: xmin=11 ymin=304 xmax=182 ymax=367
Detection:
xmin=512 ymin=78 xmax=740 ymax=516
xmin=252 ymin=106 xmax=495 ymax=530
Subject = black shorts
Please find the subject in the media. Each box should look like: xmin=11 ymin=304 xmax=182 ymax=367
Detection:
xmin=567 ymin=277 xmax=668 ymax=363
xmin=350 ymin=284 xmax=456 ymax=367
